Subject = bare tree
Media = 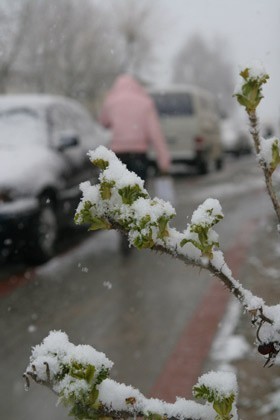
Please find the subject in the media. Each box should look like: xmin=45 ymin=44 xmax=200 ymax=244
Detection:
xmin=0 ymin=0 xmax=173 ymax=111
xmin=173 ymin=34 xmax=235 ymax=115
xmin=109 ymin=0 xmax=160 ymax=82
xmin=10 ymin=0 xmax=122 ymax=103
xmin=0 ymin=0 xmax=33 ymax=93
xmin=2 ymin=0 xmax=163 ymax=108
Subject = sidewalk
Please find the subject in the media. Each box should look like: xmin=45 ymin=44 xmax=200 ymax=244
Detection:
xmin=207 ymin=214 xmax=280 ymax=419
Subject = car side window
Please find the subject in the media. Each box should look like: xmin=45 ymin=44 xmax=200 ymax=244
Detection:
xmin=49 ymin=104 xmax=79 ymax=147
xmin=68 ymin=105 xmax=93 ymax=142
xmin=68 ymin=104 xmax=99 ymax=150
xmin=49 ymin=102 xmax=99 ymax=152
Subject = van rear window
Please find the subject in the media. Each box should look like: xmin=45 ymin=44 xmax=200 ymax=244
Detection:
xmin=151 ymin=93 xmax=193 ymax=116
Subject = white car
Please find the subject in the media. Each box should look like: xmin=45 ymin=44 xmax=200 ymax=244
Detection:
xmin=221 ymin=118 xmax=252 ymax=157
xmin=0 ymin=94 xmax=109 ymax=263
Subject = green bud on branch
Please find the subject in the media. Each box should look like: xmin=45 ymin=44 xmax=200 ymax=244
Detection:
xmin=233 ymin=66 xmax=269 ymax=113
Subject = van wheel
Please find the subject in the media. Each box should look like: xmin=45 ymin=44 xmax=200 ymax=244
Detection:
xmin=197 ymin=157 xmax=209 ymax=175
xmin=25 ymin=197 xmax=58 ymax=264
xmin=215 ymin=157 xmax=224 ymax=171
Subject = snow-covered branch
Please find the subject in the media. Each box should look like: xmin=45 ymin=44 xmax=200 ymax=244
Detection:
xmin=234 ymin=64 xmax=280 ymax=223
xmin=24 ymin=331 xmax=238 ymax=420
xmin=73 ymin=145 xmax=280 ymax=364
xmin=25 ymin=67 xmax=280 ymax=419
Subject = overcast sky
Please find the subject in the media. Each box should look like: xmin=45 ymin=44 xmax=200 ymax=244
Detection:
xmin=156 ymin=0 xmax=280 ymax=127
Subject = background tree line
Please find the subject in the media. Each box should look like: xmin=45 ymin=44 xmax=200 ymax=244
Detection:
xmin=0 ymin=0 xmax=235 ymax=115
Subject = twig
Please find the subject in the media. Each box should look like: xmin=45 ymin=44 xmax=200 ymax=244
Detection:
xmin=249 ymin=110 xmax=280 ymax=223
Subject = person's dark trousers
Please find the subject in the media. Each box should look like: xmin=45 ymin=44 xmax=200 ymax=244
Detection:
xmin=115 ymin=152 xmax=149 ymax=256
xmin=116 ymin=152 xmax=149 ymax=182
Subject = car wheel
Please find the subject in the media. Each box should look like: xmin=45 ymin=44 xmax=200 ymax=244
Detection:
xmin=25 ymin=198 xmax=58 ymax=264
xmin=197 ymin=157 xmax=209 ymax=175
xmin=215 ymin=157 xmax=224 ymax=171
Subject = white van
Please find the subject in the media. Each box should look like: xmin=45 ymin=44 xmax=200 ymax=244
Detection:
xmin=148 ymin=84 xmax=223 ymax=174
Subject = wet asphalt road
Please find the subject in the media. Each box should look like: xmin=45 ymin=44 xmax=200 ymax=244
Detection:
xmin=0 ymin=156 xmax=272 ymax=420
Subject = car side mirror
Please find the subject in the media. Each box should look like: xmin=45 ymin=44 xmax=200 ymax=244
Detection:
xmin=57 ymin=133 xmax=80 ymax=151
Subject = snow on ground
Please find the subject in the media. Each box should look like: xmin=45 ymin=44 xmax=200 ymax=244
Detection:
xmin=209 ymin=298 xmax=250 ymax=370
xmin=193 ymin=178 xmax=264 ymax=202
xmin=37 ymin=230 xmax=119 ymax=277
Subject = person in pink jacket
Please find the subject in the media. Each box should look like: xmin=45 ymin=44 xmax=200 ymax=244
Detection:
xmin=99 ymin=74 xmax=171 ymax=181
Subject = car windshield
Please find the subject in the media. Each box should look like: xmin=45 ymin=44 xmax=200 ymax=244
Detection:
xmin=0 ymin=108 xmax=47 ymax=147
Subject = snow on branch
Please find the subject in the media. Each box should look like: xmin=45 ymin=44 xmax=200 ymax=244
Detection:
xmin=73 ymin=144 xmax=280 ymax=366
xmin=234 ymin=63 xmax=280 ymax=223
xmin=24 ymin=331 xmax=238 ymax=420
xmin=25 ymin=67 xmax=280 ymax=419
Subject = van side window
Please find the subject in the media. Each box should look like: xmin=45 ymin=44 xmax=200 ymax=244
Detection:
xmin=151 ymin=93 xmax=193 ymax=117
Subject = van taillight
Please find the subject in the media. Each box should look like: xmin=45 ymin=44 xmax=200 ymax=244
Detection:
xmin=194 ymin=136 xmax=205 ymax=150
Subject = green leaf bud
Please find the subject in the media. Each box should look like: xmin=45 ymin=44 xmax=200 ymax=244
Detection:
xmin=92 ymin=159 xmax=109 ymax=170
xmin=100 ymin=180 xmax=115 ymax=200
xmin=234 ymin=67 xmax=269 ymax=113
xmin=118 ymin=184 xmax=148 ymax=205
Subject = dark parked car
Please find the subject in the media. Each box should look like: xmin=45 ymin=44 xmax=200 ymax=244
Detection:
xmin=0 ymin=94 xmax=110 ymax=263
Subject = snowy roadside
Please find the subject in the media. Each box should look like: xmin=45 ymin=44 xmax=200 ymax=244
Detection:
xmin=206 ymin=214 xmax=280 ymax=419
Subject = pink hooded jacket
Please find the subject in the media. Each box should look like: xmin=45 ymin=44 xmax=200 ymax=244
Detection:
xmin=99 ymin=74 xmax=170 ymax=173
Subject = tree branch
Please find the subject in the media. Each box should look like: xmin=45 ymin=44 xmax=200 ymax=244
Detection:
xmin=24 ymin=333 xmax=237 ymax=420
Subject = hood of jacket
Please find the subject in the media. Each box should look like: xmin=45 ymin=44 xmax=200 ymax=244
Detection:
xmin=107 ymin=74 xmax=149 ymax=100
